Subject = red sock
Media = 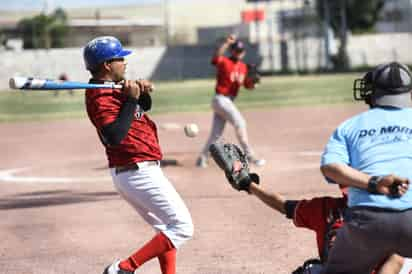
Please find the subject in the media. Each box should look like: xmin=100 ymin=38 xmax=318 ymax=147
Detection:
xmin=119 ymin=232 xmax=174 ymax=271
xmin=158 ymin=248 xmax=176 ymax=274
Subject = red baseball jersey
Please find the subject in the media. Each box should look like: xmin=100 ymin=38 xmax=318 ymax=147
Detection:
xmin=212 ymin=56 xmax=249 ymax=97
xmin=292 ymin=197 xmax=382 ymax=274
xmin=85 ymin=85 xmax=162 ymax=167
xmin=293 ymin=197 xmax=346 ymax=258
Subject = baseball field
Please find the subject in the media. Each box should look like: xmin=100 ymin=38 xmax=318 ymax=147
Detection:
xmin=1 ymin=74 xmax=402 ymax=274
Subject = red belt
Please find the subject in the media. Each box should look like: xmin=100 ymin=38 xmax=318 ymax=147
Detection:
xmin=115 ymin=160 xmax=159 ymax=175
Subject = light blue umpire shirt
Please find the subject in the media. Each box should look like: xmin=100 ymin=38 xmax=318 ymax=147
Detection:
xmin=321 ymin=106 xmax=412 ymax=210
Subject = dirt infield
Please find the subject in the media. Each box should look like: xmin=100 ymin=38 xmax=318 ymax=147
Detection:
xmin=0 ymin=105 xmax=366 ymax=274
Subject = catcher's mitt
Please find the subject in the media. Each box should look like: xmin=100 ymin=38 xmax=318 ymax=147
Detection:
xmin=209 ymin=143 xmax=259 ymax=192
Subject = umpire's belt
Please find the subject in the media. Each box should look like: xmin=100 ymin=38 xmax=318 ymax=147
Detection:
xmin=115 ymin=160 xmax=159 ymax=175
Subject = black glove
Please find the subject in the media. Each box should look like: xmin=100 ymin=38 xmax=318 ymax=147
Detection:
xmin=138 ymin=92 xmax=152 ymax=112
xmin=292 ymin=258 xmax=323 ymax=274
xmin=246 ymin=64 xmax=261 ymax=85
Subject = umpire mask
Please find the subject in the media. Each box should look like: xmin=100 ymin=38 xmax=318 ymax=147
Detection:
xmin=353 ymin=62 xmax=412 ymax=108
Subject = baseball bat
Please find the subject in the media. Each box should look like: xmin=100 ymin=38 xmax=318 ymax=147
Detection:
xmin=9 ymin=76 xmax=123 ymax=90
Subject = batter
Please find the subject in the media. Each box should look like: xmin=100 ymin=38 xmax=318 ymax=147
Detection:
xmin=83 ymin=36 xmax=193 ymax=274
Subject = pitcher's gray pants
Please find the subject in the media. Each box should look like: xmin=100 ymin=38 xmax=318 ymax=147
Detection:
xmin=200 ymin=94 xmax=254 ymax=158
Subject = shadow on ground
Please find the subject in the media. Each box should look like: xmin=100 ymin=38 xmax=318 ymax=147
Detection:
xmin=0 ymin=190 xmax=119 ymax=210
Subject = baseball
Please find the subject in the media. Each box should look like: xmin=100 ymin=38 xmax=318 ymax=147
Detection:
xmin=184 ymin=123 xmax=199 ymax=138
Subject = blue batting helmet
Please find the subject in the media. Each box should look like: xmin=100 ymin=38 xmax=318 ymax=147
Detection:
xmin=83 ymin=36 xmax=132 ymax=71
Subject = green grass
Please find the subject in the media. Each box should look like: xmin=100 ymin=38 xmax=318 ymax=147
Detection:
xmin=0 ymin=73 xmax=358 ymax=122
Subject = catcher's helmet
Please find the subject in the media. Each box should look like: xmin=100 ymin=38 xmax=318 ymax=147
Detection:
xmin=353 ymin=62 xmax=412 ymax=108
xmin=83 ymin=36 xmax=132 ymax=71
xmin=230 ymin=40 xmax=245 ymax=52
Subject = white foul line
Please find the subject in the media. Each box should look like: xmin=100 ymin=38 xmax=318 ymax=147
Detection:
xmin=0 ymin=168 xmax=111 ymax=184
xmin=0 ymin=150 xmax=323 ymax=184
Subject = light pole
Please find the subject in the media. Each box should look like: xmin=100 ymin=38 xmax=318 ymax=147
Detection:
xmin=410 ymin=0 xmax=412 ymax=32
xmin=322 ymin=0 xmax=332 ymax=69
xmin=338 ymin=0 xmax=348 ymax=70
xmin=163 ymin=0 xmax=170 ymax=45
xmin=266 ymin=0 xmax=275 ymax=72
xmin=254 ymin=1 xmax=260 ymax=44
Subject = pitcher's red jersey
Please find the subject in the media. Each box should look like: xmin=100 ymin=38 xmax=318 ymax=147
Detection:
xmin=212 ymin=56 xmax=248 ymax=97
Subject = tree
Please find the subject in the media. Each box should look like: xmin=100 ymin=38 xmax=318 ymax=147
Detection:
xmin=17 ymin=8 xmax=69 ymax=49
xmin=316 ymin=0 xmax=385 ymax=70
xmin=49 ymin=8 xmax=69 ymax=48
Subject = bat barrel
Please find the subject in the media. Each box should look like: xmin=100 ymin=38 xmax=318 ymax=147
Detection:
xmin=8 ymin=77 xmax=123 ymax=90
xmin=9 ymin=76 xmax=44 ymax=89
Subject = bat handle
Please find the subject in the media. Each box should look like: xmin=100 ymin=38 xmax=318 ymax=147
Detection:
xmin=118 ymin=83 xmax=155 ymax=91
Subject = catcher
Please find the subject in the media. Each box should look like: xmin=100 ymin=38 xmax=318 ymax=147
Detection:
xmin=209 ymin=143 xmax=405 ymax=274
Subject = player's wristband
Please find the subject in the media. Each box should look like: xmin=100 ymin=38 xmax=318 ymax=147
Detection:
xmin=367 ymin=176 xmax=383 ymax=194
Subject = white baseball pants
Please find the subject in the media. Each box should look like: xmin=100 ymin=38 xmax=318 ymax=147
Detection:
xmin=200 ymin=94 xmax=253 ymax=157
xmin=110 ymin=164 xmax=193 ymax=249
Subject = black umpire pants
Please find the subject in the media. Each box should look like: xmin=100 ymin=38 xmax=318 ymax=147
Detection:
xmin=323 ymin=207 xmax=412 ymax=274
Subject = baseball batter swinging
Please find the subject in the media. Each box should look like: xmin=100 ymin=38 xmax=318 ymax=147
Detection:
xmin=83 ymin=36 xmax=193 ymax=274
xmin=196 ymin=34 xmax=265 ymax=168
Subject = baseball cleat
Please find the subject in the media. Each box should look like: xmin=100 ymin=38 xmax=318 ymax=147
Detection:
xmin=196 ymin=155 xmax=208 ymax=168
xmin=103 ymin=260 xmax=136 ymax=274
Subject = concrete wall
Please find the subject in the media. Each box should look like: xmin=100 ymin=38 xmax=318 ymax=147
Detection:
xmin=258 ymin=33 xmax=412 ymax=72
xmin=347 ymin=33 xmax=412 ymax=66
xmin=0 ymin=43 xmax=260 ymax=90
xmin=0 ymin=47 xmax=175 ymax=89
xmin=1 ymin=33 xmax=412 ymax=90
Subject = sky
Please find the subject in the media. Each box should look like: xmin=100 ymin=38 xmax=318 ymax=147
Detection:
xmin=0 ymin=0 xmax=167 ymax=11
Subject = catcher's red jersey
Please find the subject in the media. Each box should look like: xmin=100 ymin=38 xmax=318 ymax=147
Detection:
xmin=85 ymin=86 xmax=162 ymax=167
xmin=212 ymin=56 xmax=248 ymax=97
xmin=293 ymin=196 xmax=383 ymax=274
xmin=293 ymin=197 xmax=346 ymax=258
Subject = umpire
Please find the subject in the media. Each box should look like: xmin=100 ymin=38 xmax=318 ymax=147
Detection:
xmin=320 ymin=62 xmax=412 ymax=274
